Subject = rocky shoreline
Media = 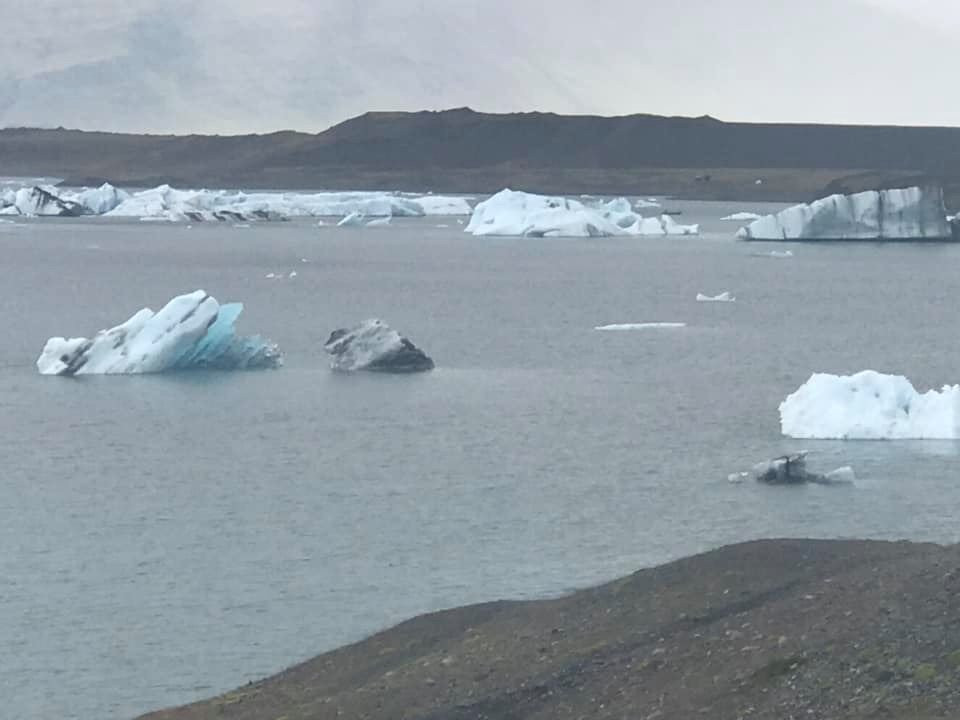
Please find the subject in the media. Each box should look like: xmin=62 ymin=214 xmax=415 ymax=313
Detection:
xmin=139 ymin=538 xmax=960 ymax=720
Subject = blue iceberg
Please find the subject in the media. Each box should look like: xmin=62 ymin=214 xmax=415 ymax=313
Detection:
xmin=37 ymin=290 xmax=282 ymax=375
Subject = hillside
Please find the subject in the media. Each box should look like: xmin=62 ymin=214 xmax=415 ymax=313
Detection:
xmin=3 ymin=109 xmax=960 ymax=203
xmin=139 ymin=538 xmax=960 ymax=720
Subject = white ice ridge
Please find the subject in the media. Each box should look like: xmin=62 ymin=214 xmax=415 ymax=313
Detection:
xmin=37 ymin=290 xmax=281 ymax=375
xmin=737 ymin=186 xmax=951 ymax=240
xmin=105 ymin=186 xmax=472 ymax=222
xmin=594 ymin=322 xmax=686 ymax=331
xmin=779 ymin=370 xmax=960 ymax=439
xmin=465 ymin=189 xmax=698 ymax=237
xmin=696 ymin=291 xmax=735 ymax=302
xmin=722 ymin=212 xmax=762 ymax=221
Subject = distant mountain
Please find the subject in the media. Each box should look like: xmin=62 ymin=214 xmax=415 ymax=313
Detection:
xmin=2 ymin=108 xmax=960 ymax=204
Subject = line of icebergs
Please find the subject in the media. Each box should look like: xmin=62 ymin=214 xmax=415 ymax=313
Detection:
xmin=0 ymin=183 xmax=473 ymax=222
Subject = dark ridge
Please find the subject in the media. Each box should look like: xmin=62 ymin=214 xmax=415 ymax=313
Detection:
xmin=6 ymin=108 xmax=960 ymax=204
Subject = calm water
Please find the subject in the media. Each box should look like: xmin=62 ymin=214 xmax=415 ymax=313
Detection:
xmin=4 ymin=202 xmax=960 ymax=719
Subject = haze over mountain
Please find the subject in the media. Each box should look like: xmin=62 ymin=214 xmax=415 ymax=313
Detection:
xmin=1 ymin=0 xmax=957 ymax=134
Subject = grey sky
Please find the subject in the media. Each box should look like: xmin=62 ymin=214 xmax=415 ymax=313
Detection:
xmin=1 ymin=0 xmax=956 ymax=134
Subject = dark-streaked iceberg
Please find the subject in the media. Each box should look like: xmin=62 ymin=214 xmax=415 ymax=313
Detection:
xmin=737 ymin=186 xmax=951 ymax=241
xmin=0 ymin=186 xmax=86 ymax=217
xmin=37 ymin=290 xmax=282 ymax=376
xmin=324 ymin=320 xmax=434 ymax=372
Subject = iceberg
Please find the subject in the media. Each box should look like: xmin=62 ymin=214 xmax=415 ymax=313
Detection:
xmin=337 ymin=211 xmax=369 ymax=227
xmin=103 ymin=185 xmax=471 ymax=222
xmin=65 ymin=183 xmax=131 ymax=214
xmin=465 ymin=189 xmax=698 ymax=238
xmin=37 ymin=290 xmax=281 ymax=376
xmin=779 ymin=370 xmax=960 ymax=439
xmin=722 ymin=212 xmax=762 ymax=221
xmin=324 ymin=320 xmax=434 ymax=373
xmin=737 ymin=186 xmax=951 ymax=241
xmin=0 ymin=186 xmax=86 ymax=217
xmin=728 ymin=452 xmax=856 ymax=485
xmin=696 ymin=291 xmax=735 ymax=302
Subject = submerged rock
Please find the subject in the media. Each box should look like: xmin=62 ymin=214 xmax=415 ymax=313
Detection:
xmin=324 ymin=319 xmax=434 ymax=373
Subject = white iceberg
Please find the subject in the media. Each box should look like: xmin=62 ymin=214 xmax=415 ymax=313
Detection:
xmin=37 ymin=290 xmax=281 ymax=375
xmin=65 ymin=183 xmax=131 ymax=214
xmin=594 ymin=322 xmax=686 ymax=331
xmin=737 ymin=187 xmax=951 ymax=241
xmin=780 ymin=370 xmax=960 ymax=439
xmin=465 ymin=189 xmax=698 ymax=238
xmin=104 ymin=185 xmax=470 ymax=222
xmin=0 ymin=186 xmax=86 ymax=217
xmin=696 ymin=291 xmax=735 ymax=302
xmin=324 ymin=319 xmax=434 ymax=372
xmin=722 ymin=212 xmax=762 ymax=221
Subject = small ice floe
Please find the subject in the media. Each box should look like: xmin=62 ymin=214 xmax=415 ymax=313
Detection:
xmin=722 ymin=212 xmax=762 ymax=221
xmin=594 ymin=322 xmax=686 ymax=331
xmin=300 ymin=258 xmax=310 ymax=263
xmin=337 ymin=211 xmax=368 ymax=227
xmin=366 ymin=216 xmax=391 ymax=227
xmin=436 ymin=224 xmax=450 ymax=228
xmin=696 ymin=291 xmax=735 ymax=303
xmin=265 ymin=273 xmax=278 ymax=279
xmin=288 ymin=271 xmax=297 ymax=279
xmin=728 ymin=452 xmax=856 ymax=486
xmin=233 ymin=223 xmax=251 ymax=229
xmin=317 ymin=219 xmax=326 ymax=226
xmin=751 ymin=249 xmax=794 ymax=258
xmin=456 ymin=219 xmax=465 ymax=225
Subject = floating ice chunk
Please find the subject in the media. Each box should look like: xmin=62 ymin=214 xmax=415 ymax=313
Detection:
xmin=413 ymin=195 xmax=472 ymax=215
xmin=365 ymin=216 xmax=391 ymax=227
xmin=737 ymin=452 xmax=855 ymax=485
xmin=824 ymin=466 xmax=857 ymax=484
xmin=324 ymin=319 xmax=434 ymax=373
xmin=594 ymin=322 xmax=686 ymax=331
xmin=465 ymin=189 xmax=698 ymax=237
xmin=288 ymin=271 xmax=297 ymax=278
xmin=337 ymin=211 xmax=368 ymax=227
xmin=722 ymin=212 xmax=762 ymax=221
xmin=737 ymin=187 xmax=951 ymax=240
xmin=780 ymin=370 xmax=960 ymax=439
xmin=696 ymin=291 xmax=735 ymax=302
xmin=37 ymin=290 xmax=281 ymax=375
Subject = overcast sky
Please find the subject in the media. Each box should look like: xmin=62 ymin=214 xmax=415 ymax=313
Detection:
xmin=1 ymin=0 xmax=956 ymax=134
